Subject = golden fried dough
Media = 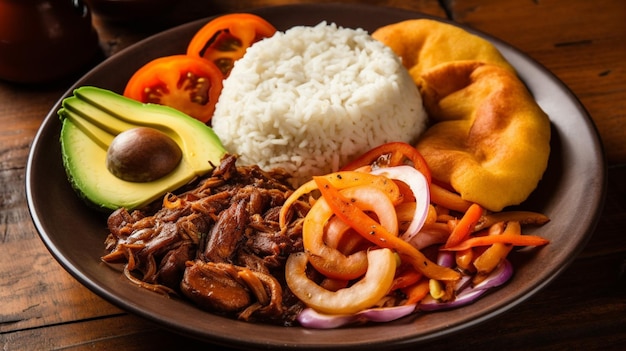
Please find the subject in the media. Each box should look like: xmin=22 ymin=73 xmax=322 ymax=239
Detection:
xmin=415 ymin=61 xmax=550 ymax=211
xmin=372 ymin=20 xmax=551 ymax=211
xmin=371 ymin=19 xmax=515 ymax=81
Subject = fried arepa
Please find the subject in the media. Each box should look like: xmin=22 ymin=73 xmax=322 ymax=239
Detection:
xmin=372 ymin=20 xmax=551 ymax=211
xmin=371 ymin=19 xmax=515 ymax=80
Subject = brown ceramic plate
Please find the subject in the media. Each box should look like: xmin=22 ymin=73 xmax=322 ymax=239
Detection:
xmin=26 ymin=4 xmax=606 ymax=350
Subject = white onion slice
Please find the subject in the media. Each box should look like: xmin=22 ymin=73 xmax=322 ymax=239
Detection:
xmin=370 ymin=166 xmax=430 ymax=241
xmin=297 ymin=304 xmax=417 ymax=329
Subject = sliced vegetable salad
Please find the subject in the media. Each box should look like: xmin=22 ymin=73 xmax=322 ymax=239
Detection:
xmin=280 ymin=142 xmax=549 ymax=328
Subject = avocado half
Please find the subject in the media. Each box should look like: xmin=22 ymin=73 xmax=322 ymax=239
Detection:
xmin=58 ymin=86 xmax=226 ymax=211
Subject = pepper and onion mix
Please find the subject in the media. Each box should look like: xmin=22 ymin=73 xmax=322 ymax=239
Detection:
xmin=280 ymin=142 xmax=549 ymax=328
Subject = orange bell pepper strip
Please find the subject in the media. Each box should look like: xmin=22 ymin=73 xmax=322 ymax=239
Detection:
xmin=314 ymin=176 xmax=460 ymax=281
xmin=444 ymin=203 xmax=484 ymax=249
xmin=279 ymin=171 xmax=402 ymax=229
xmin=473 ymin=221 xmax=520 ymax=281
xmin=304 ymin=184 xmax=400 ymax=280
xmin=429 ymin=182 xmax=473 ymax=213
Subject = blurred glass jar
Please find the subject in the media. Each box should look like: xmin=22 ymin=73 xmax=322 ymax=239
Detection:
xmin=0 ymin=0 xmax=100 ymax=84
xmin=84 ymin=0 xmax=175 ymax=22
xmin=85 ymin=0 xmax=218 ymax=27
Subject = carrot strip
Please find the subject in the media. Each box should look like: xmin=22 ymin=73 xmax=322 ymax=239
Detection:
xmin=444 ymin=203 xmax=483 ymax=249
xmin=314 ymin=176 xmax=460 ymax=281
xmin=402 ymin=279 xmax=430 ymax=305
xmin=455 ymin=248 xmax=474 ymax=271
xmin=391 ymin=268 xmax=423 ymax=291
xmin=443 ymin=233 xmax=550 ymax=251
xmin=473 ymin=221 xmax=519 ymax=283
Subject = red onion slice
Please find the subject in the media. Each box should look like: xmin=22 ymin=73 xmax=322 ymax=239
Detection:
xmin=419 ymin=260 xmax=514 ymax=312
xmin=419 ymin=287 xmax=487 ymax=311
xmin=409 ymin=228 xmax=449 ymax=249
xmin=297 ymin=304 xmax=417 ymax=329
xmin=473 ymin=259 xmax=514 ymax=291
xmin=370 ymin=166 xmax=429 ymax=241
xmin=437 ymin=251 xmax=455 ymax=267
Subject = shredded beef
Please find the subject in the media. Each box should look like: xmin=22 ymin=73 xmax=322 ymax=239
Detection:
xmin=102 ymin=154 xmax=307 ymax=325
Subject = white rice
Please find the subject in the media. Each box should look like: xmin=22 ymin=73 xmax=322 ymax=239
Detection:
xmin=211 ymin=22 xmax=427 ymax=185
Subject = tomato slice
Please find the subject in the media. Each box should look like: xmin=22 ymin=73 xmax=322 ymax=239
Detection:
xmin=187 ymin=13 xmax=277 ymax=77
xmin=123 ymin=55 xmax=223 ymax=124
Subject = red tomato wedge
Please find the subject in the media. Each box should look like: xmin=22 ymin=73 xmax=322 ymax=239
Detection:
xmin=187 ymin=13 xmax=277 ymax=77
xmin=124 ymin=55 xmax=223 ymax=123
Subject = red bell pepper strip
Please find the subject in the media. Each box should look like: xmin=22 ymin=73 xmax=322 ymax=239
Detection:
xmin=340 ymin=142 xmax=432 ymax=185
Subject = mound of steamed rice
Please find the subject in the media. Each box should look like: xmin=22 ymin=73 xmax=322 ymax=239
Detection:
xmin=211 ymin=22 xmax=427 ymax=185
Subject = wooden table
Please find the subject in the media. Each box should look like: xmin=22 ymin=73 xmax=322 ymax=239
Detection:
xmin=1 ymin=0 xmax=625 ymax=349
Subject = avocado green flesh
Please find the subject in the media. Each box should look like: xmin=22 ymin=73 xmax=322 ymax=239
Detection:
xmin=58 ymin=86 xmax=226 ymax=211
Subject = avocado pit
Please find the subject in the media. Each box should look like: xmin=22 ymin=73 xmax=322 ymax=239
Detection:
xmin=106 ymin=127 xmax=183 ymax=182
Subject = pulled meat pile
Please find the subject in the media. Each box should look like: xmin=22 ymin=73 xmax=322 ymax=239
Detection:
xmin=102 ymin=154 xmax=309 ymax=325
